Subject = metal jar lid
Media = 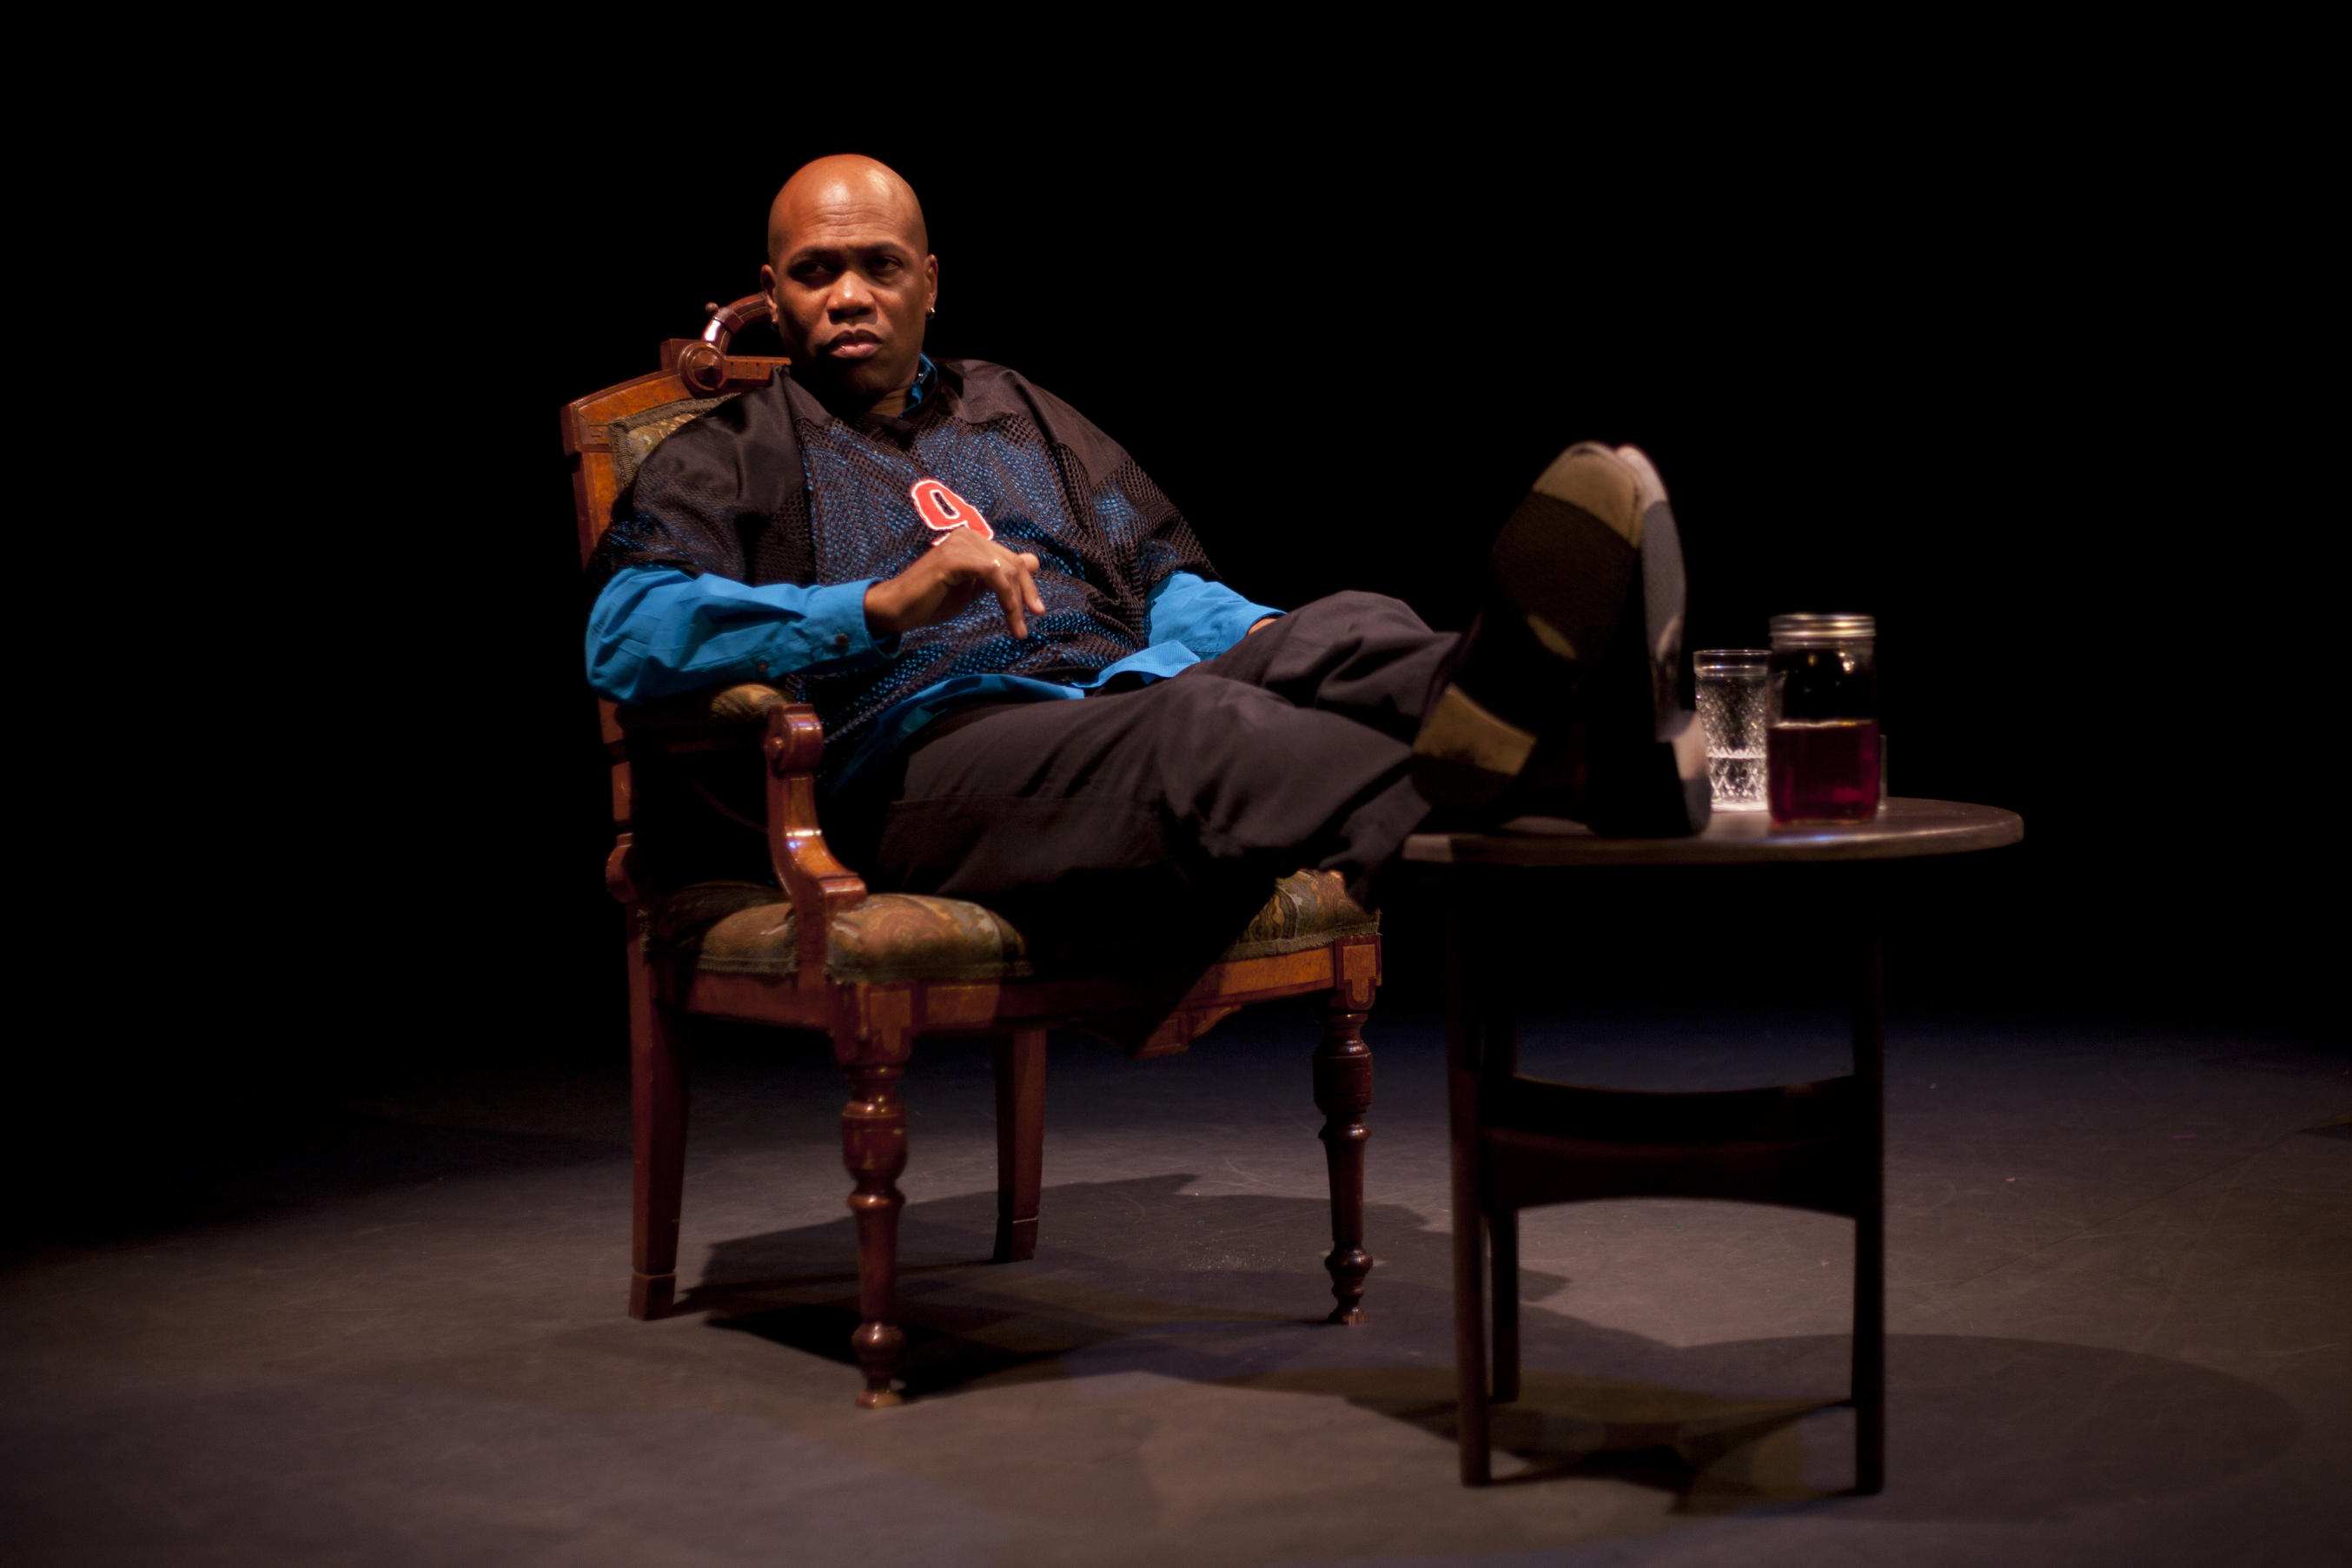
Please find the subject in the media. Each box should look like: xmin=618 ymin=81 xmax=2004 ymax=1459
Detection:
xmin=1769 ymin=612 xmax=1876 ymax=648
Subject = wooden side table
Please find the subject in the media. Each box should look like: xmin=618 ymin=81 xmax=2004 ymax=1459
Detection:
xmin=1403 ymin=797 xmax=2024 ymax=1489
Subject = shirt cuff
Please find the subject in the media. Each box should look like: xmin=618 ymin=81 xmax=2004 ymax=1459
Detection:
xmin=1145 ymin=571 xmax=1285 ymax=658
xmin=781 ymin=579 xmax=885 ymax=672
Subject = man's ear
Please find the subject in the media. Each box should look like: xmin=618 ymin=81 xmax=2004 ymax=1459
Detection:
xmin=759 ymin=262 xmax=792 ymax=354
xmin=925 ymin=255 xmax=939 ymax=314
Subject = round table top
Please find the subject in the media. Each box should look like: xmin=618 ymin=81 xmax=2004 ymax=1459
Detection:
xmin=1401 ymin=797 xmax=2023 ymax=868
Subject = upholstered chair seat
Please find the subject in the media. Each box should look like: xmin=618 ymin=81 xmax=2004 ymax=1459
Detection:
xmin=651 ymin=870 xmax=1377 ymax=986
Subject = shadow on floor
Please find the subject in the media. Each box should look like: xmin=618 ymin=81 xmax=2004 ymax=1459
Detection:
xmin=689 ymin=1174 xmax=1520 ymax=1397
xmin=689 ymin=1174 xmax=2306 ymax=1521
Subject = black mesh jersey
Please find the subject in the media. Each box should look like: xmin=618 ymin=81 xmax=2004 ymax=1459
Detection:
xmin=591 ymin=360 xmax=1218 ymax=770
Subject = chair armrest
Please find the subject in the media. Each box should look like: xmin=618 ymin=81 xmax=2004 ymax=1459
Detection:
xmin=605 ymin=689 xmax=868 ymax=982
xmin=763 ymin=704 xmax=867 ymax=987
xmin=616 ymin=682 xmax=791 ymax=754
xmin=604 ymin=683 xmax=793 ymax=907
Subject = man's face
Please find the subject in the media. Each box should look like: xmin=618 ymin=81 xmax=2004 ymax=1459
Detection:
xmin=761 ymin=175 xmax=937 ymax=408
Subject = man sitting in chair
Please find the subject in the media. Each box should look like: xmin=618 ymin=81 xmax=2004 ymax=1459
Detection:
xmin=586 ymin=155 xmax=1707 ymax=944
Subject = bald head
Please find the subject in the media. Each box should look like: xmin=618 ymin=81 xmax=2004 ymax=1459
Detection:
xmin=766 ymin=155 xmax=927 ymax=267
xmin=759 ymin=155 xmax=939 ymax=419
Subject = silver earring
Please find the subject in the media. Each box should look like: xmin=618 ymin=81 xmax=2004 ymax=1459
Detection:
xmin=925 ymin=306 xmax=937 ymax=319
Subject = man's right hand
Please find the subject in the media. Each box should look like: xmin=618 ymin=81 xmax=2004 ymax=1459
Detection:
xmin=864 ymin=527 xmax=1047 ymax=639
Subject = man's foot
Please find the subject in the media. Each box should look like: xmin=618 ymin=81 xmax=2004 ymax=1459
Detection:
xmin=1410 ymin=441 xmax=1709 ymax=836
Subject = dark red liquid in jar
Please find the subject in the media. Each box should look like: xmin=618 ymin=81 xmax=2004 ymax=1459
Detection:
xmin=1767 ymin=719 xmax=1881 ymax=824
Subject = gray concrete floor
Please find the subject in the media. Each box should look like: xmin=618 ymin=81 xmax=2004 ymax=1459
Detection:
xmin=4 ymin=1002 xmax=2346 ymax=1565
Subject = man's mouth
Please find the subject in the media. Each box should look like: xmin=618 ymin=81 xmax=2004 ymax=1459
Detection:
xmin=823 ymin=332 xmax=884 ymax=361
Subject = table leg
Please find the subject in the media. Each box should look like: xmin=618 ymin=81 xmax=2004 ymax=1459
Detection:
xmin=1481 ymin=930 xmax=1521 ymax=1407
xmin=1489 ymin=1207 xmax=1520 ymax=1404
xmin=1852 ymin=884 xmax=1886 ymax=1494
xmin=1444 ymin=903 xmax=1493 ymax=1486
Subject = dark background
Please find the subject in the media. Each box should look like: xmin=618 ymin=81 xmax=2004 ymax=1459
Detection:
xmin=68 ymin=94 xmax=2330 ymax=1148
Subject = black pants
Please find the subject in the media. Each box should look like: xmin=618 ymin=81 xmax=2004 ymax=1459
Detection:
xmin=833 ymin=592 xmax=1454 ymax=956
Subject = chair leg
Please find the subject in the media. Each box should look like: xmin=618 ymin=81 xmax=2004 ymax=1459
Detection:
xmin=627 ymin=938 xmax=688 ymax=1321
xmin=842 ymin=1056 xmax=910 ymax=1407
xmin=1315 ymin=992 xmax=1375 ymax=1324
xmin=1852 ymin=892 xmax=1888 ymax=1493
xmin=992 ymin=1029 xmax=1046 ymax=1263
xmin=1488 ymin=1207 xmax=1520 ymax=1404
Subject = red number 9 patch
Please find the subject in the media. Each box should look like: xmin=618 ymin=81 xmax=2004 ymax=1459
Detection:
xmin=909 ymin=478 xmax=995 ymax=544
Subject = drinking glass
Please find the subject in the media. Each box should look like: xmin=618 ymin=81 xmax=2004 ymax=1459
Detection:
xmin=1694 ymin=649 xmax=1771 ymax=811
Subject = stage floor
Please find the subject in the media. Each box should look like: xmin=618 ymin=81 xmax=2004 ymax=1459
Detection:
xmin=6 ymin=1002 xmax=2346 ymax=1566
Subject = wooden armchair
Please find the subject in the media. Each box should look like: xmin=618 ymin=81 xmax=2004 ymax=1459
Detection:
xmin=562 ymin=298 xmax=1385 ymax=1406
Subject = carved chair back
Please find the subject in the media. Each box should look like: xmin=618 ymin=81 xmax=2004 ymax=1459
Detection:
xmin=561 ymin=294 xmax=786 ymax=836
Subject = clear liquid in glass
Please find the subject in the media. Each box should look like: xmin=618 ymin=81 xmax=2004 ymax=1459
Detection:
xmin=1709 ymin=747 xmax=1767 ymax=809
xmin=1696 ymin=672 xmax=1770 ymax=811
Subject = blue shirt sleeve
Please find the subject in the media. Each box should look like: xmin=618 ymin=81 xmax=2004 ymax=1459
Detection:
xmin=586 ymin=565 xmax=887 ymax=705
xmin=1144 ymin=572 xmax=1283 ymax=658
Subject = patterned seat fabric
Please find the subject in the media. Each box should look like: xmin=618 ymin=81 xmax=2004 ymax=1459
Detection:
xmin=652 ymin=870 xmax=1376 ymax=986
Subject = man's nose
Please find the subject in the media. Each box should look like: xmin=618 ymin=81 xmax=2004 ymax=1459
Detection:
xmin=827 ymin=272 xmax=875 ymax=320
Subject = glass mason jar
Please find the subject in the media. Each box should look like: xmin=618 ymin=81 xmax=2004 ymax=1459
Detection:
xmin=1766 ymin=613 xmax=1879 ymax=824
